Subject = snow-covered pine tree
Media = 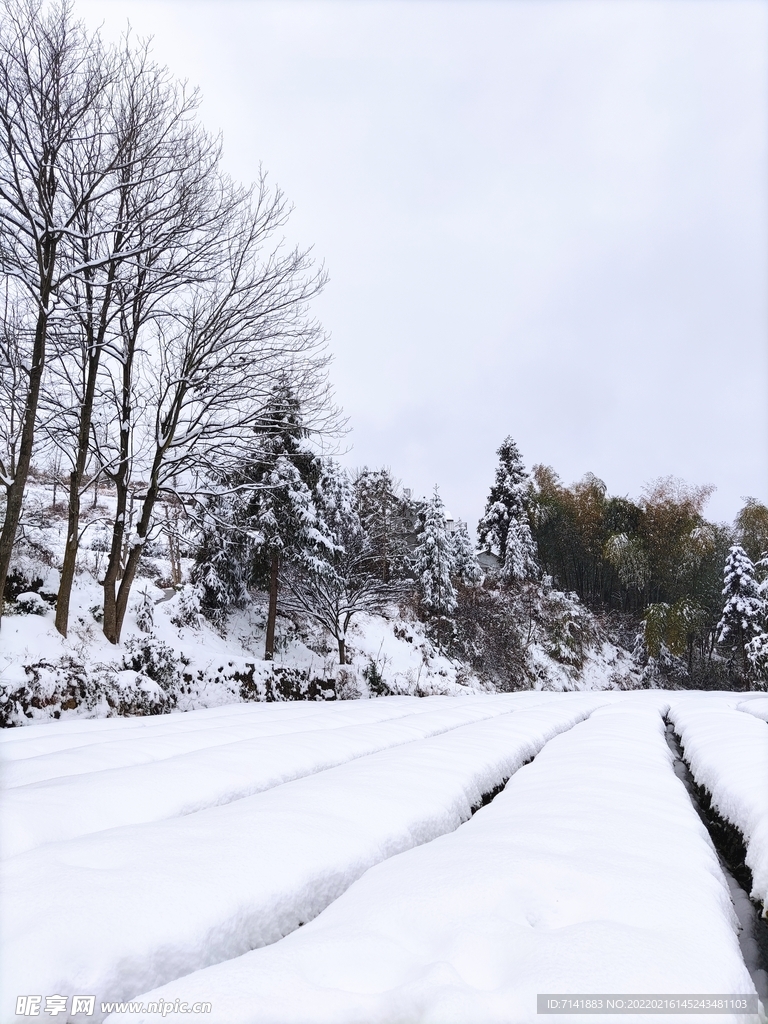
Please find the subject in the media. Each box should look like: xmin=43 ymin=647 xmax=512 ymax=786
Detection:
xmin=414 ymin=487 xmax=457 ymax=633
xmin=171 ymin=583 xmax=202 ymax=629
xmin=190 ymin=384 xmax=325 ymax=654
xmin=451 ymin=520 xmax=482 ymax=587
xmin=353 ymin=468 xmax=413 ymax=583
xmin=745 ymin=553 xmax=768 ymax=687
xmin=716 ymin=545 xmax=764 ymax=680
xmin=477 ymin=436 xmax=538 ymax=582
xmin=746 ymin=632 xmax=768 ymax=688
xmin=245 ymin=386 xmax=325 ymax=660
xmin=192 ymin=485 xmax=254 ymax=615
xmin=254 ymin=455 xmax=319 ymax=658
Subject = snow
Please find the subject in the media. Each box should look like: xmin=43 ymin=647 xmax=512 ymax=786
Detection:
xmin=106 ymin=700 xmax=760 ymax=1024
xmin=739 ymin=696 xmax=768 ymax=723
xmin=668 ymin=698 xmax=768 ymax=913
xmin=0 ymin=697 xmax=437 ymax=780
xmin=1 ymin=696 xmax=553 ymax=856
xmin=0 ymin=695 xmax=606 ymax=1021
xmin=0 ymin=698 xmax=341 ymax=751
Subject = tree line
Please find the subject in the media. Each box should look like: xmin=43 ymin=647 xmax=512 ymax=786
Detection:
xmin=190 ymin=389 xmax=481 ymax=665
xmin=473 ymin=437 xmax=768 ymax=688
xmin=528 ymin=466 xmax=767 ymax=684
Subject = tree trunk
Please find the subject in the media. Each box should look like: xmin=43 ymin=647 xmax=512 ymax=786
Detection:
xmin=338 ymin=636 xmax=346 ymax=665
xmin=0 ymin=298 xmax=51 ymax=621
xmin=58 ymin=343 xmax=104 ymax=637
xmin=111 ymin=539 xmax=145 ymax=644
xmin=55 ymin=238 xmax=120 ymax=637
xmin=102 ymin=309 xmax=138 ymax=643
xmin=102 ymin=480 xmax=129 ymax=644
xmin=264 ymin=553 xmax=279 ymax=660
xmin=104 ymin=481 xmax=160 ymax=645
xmin=55 ymin=470 xmax=82 ymax=637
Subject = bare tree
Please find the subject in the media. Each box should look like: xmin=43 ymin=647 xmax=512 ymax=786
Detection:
xmin=0 ymin=284 xmax=30 ymax=490
xmin=45 ymin=36 xmax=227 ymax=636
xmin=0 ymin=0 xmax=120 ymax=618
xmin=96 ymin=183 xmax=330 ymax=643
xmin=1 ymin=1 xmax=336 ymax=643
xmin=282 ymin=463 xmax=405 ymax=665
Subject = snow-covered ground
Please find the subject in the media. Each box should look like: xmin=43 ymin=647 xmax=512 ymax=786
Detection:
xmin=1 ymin=692 xmax=764 ymax=1024
xmin=101 ymin=698 xmax=761 ymax=1024
xmin=669 ymin=698 xmax=768 ymax=913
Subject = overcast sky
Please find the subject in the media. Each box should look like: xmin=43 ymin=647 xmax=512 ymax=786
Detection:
xmin=80 ymin=0 xmax=768 ymax=529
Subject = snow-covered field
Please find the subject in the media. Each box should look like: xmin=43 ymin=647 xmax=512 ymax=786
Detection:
xmin=1 ymin=693 xmax=765 ymax=1024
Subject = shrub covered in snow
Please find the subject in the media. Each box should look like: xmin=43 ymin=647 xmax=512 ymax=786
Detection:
xmin=14 ymin=591 xmax=48 ymax=615
xmin=336 ymin=667 xmax=363 ymax=700
xmin=537 ymin=583 xmax=596 ymax=668
xmin=3 ymin=548 xmax=58 ymax=606
xmin=135 ymin=587 xmax=155 ymax=632
xmin=0 ymin=657 xmax=175 ymax=727
xmin=122 ymin=635 xmax=181 ymax=692
xmin=170 ymin=584 xmax=202 ymax=629
xmin=362 ymin=656 xmax=393 ymax=696
xmin=234 ymin=662 xmax=336 ymax=702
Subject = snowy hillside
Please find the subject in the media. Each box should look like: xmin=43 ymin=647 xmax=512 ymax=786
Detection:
xmin=1 ymin=481 xmax=642 ymax=727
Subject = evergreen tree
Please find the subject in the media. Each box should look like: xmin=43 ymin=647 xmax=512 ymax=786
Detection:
xmin=353 ymin=468 xmax=413 ymax=583
xmin=191 ymin=484 xmax=253 ymax=616
xmin=451 ymin=520 xmax=482 ymax=587
xmin=477 ymin=436 xmax=537 ymax=582
xmin=745 ymin=554 xmax=768 ymax=687
xmin=190 ymin=384 xmax=325 ymax=657
xmin=246 ymin=385 xmax=326 ymax=660
xmin=503 ymin=518 xmax=538 ymax=582
xmin=717 ymin=545 xmax=764 ymax=679
xmin=745 ymin=631 xmax=768 ymax=688
xmin=414 ymin=487 xmax=457 ymax=646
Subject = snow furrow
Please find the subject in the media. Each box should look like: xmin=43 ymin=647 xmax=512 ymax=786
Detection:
xmin=0 ymin=699 xmax=530 ymax=856
xmin=108 ymin=700 xmax=760 ymax=1024
xmin=0 ymin=697 xmax=604 ymax=1022
xmin=0 ymin=695 xmax=429 ymax=763
xmin=668 ymin=699 xmax=768 ymax=913
xmin=0 ymin=692 xmax=561 ymax=768
xmin=1 ymin=697 xmax=476 ymax=785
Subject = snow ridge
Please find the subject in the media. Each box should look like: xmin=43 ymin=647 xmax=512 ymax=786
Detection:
xmin=668 ymin=699 xmax=768 ymax=913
